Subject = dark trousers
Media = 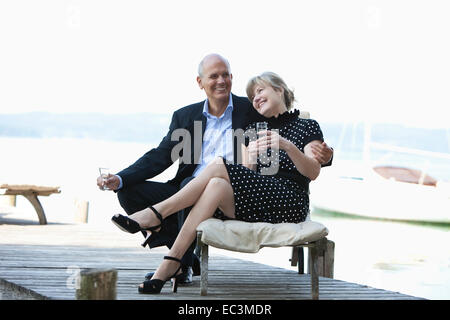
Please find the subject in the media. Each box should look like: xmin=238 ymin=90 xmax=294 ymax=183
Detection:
xmin=116 ymin=177 xmax=197 ymax=268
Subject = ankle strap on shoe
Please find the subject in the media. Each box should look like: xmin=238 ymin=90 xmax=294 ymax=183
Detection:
xmin=149 ymin=206 xmax=163 ymax=223
xmin=164 ymin=256 xmax=181 ymax=263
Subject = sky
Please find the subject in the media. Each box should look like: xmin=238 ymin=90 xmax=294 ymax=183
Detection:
xmin=0 ymin=0 xmax=449 ymax=128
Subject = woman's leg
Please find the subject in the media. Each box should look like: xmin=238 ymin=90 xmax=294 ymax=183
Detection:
xmin=116 ymin=181 xmax=180 ymax=248
xmin=144 ymin=176 xmax=235 ymax=283
xmin=129 ymin=157 xmax=230 ymax=228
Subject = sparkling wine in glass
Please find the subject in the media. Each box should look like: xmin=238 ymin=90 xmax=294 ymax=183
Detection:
xmin=99 ymin=167 xmax=110 ymax=190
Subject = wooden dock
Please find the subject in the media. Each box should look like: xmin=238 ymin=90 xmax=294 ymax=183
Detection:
xmin=0 ymin=222 xmax=423 ymax=300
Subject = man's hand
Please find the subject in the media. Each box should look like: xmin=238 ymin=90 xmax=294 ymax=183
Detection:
xmin=96 ymin=174 xmax=120 ymax=191
xmin=309 ymin=141 xmax=333 ymax=165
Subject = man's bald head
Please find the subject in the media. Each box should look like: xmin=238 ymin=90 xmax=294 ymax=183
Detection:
xmin=198 ymin=54 xmax=231 ymax=78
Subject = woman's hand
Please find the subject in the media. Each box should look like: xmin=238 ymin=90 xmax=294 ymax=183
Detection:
xmin=242 ymin=130 xmax=285 ymax=170
xmin=256 ymin=130 xmax=291 ymax=151
xmin=247 ymin=140 xmax=259 ymax=165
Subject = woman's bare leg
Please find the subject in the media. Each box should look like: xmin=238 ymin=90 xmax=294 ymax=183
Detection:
xmin=142 ymin=176 xmax=235 ymax=284
xmin=128 ymin=157 xmax=230 ymax=228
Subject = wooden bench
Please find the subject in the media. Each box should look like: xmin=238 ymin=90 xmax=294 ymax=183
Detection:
xmin=0 ymin=184 xmax=60 ymax=225
xmin=196 ymin=218 xmax=334 ymax=300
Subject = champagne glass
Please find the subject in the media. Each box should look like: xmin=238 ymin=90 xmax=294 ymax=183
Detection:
xmin=256 ymin=122 xmax=268 ymax=137
xmin=255 ymin=122 xmax=269 ymax=161
xmin=99 ymin=167 xmax=110 ymax=190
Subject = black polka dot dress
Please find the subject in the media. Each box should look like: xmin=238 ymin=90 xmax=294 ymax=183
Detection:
xmin=215 ymin=109 xmax=324 ymax=224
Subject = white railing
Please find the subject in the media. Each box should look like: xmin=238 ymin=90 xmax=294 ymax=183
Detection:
xmin=370 ymin=142 xmax=450 ymax=160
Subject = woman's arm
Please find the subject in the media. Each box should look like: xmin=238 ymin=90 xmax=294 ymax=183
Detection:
xmin=263 ymin=131 xmax=321 ymax=180
xmin=287 ymin=139 xmax=321 ymax=180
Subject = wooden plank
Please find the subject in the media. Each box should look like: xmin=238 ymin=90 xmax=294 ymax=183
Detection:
xmin=0 ymin=260 xmax=422 ymax=300
xmin=0 ymin=224 xmax=424 ymax=300
xmin=0 ymin=184 xmax=60 ymax=194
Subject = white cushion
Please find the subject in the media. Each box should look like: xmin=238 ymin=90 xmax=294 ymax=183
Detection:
xmin=197 ymin=218 xmax=329 ymax=253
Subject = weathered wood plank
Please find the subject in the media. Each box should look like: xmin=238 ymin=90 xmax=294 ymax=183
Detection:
xmin=0 ymin=224 xmax=424 ymax=300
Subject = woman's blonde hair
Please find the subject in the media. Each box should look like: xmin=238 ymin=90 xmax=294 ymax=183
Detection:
xmin=246 ymin=72 xmax=295 ymax=110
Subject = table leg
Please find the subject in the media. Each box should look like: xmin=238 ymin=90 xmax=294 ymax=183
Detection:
xmin=23 ymin=193 xmax=47 ymax=225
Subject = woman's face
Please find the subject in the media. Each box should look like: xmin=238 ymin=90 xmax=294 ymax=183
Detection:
xmin=252 ymin=83 xmax=285 ymax=117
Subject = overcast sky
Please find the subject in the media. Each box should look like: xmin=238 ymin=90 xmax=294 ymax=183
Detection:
xmin=0 ymin=0 xmax=449 ymax=128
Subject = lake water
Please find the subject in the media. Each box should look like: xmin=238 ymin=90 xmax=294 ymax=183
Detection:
xmin=0 ymin=137 xmax=448 ymax=300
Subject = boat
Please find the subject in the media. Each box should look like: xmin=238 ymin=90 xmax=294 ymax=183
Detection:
xmin=309 ymin=122 xmax=450 ymax=224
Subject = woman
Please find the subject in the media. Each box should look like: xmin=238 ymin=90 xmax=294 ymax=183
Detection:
xmin=111 ymin=71 xmax=324 ymax=294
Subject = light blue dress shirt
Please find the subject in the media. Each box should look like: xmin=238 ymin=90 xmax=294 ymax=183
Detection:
xmin=192 ymin=94 xmax=234 ymax=177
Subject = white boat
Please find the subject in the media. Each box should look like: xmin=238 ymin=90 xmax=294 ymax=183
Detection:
xmin=310 ymin=162 xmax=450 ymax=224
xmin=309 ymin=123 xmax=450 ymax=224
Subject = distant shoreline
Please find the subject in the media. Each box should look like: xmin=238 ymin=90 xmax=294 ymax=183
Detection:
xmin=1 ymin=112 xmax=449 ymax=145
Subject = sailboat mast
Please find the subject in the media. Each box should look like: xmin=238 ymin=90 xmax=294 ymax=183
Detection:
xmin=363 ymin=120 xmax=371 ymax=164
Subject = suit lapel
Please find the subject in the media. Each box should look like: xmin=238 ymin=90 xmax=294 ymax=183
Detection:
xmin=186 ymin=102 xmax=206 ymax=166
xmin=232 ymin=94 xmax=251 ymax=130
xmin=231 ymin=94 xmax=253 ymax=164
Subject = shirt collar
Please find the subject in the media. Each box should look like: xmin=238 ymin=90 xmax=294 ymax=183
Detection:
xmin=202 ymin=93 xmax=234 ymax=119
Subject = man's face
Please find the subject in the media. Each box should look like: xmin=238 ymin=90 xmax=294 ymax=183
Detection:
xmin=197 ymin=57 xmax=232 ymax=104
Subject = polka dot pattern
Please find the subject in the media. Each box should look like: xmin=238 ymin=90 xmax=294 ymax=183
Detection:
xmin=214 ymin=109 xmax=323 ymax=224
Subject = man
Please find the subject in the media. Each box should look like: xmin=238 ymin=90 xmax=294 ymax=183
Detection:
xmin=97 ymin=53 xmax=333 ymax=284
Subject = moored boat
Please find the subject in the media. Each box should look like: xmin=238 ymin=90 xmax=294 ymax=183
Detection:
xmin=310 ymin=162 xmax=450 ymax=224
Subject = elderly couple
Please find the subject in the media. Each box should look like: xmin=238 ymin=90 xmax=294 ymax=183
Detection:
xmin=96 ymin=53 xmax=333 ymax=294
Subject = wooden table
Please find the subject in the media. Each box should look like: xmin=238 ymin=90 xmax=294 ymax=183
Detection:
xmin=0 ymin=184 xmax=60 ymax=225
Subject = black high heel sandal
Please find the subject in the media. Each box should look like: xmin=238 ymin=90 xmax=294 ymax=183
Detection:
xmin=144 ymin=271 xmax=186 ymax=283
xmin=111 ymin=206 xmax=163 ymax=235
xmin=138 ymin=256 xmax=182 ymax=294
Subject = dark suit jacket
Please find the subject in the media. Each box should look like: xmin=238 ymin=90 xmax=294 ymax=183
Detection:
xmin=117 ymin=94 xmax=264 ymax=188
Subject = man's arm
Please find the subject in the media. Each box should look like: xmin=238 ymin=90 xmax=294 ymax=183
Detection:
xmin=114 ymin=111 xmax=183 ymax=188
xmin=309 ymin=141 xmax=333 ymax=167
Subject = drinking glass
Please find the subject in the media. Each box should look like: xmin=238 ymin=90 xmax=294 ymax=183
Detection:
xmin=256 ymin=122 xmax=268 ymax=137
xmin=99 ymin=167 xmax=110 ymax=190
xmin=255 ymin=122 xmax=269 ymax=161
